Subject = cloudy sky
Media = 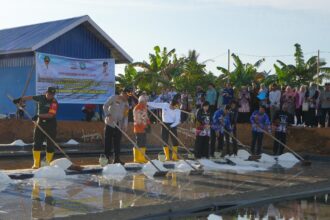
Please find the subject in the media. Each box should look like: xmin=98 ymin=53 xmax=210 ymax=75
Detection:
xmin=1 ymin=0 xmax=330 ymax=75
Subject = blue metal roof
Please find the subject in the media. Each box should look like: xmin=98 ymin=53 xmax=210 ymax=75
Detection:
xmin=0 ymin=16 xmax=84 ymax=54
xmin=0 ymin=15 xmax=132 ymax=63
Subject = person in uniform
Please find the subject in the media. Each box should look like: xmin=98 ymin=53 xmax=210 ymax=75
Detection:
xmin=13 ymin=87 xmax=58 ymax=169
xmin=212 ymin=105 xmax=232 ymax=157
xmin=147 ymin=98 xmax=181 ymax=161
xmin=250 ymin=105 xmax=271 ymax=156
xmin=103 ymin=88 xmax=130 ymax=164
xmin=133 ymin=95 xmax=151 ymax=163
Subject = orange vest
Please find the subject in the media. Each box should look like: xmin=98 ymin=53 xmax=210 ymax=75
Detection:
xmin=133 ymin=103 xmax=150 ymax=133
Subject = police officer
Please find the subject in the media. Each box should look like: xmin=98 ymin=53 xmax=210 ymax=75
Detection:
xmin=13 ymin=87 xmax=58 ymax=169
xmin=103 ymin=87 xmax=130 ymax=164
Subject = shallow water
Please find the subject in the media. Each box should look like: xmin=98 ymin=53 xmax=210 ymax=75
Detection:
xmin=0 ymin=161 xmax=329 ymax=219
xmin=206 ymin=194 xmax=330 ymax=220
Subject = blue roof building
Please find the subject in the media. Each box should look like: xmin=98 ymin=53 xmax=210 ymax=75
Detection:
xmin=0 ymin=15 xmax=132 ymax=120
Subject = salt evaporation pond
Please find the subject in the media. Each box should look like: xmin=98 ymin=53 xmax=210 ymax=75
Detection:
xmin=0 ymin=153 xmax=328 ymax=220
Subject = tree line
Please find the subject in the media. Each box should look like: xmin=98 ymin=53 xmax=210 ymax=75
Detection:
xmin=116 ymin=44 xmax=330 ymax=96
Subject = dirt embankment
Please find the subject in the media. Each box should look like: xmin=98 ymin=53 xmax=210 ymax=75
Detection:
xmin=0 ymin=119 xmax=329 ymax=155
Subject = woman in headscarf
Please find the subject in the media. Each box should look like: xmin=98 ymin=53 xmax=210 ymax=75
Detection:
xmin=281 ymin=86 xmax=296 ymax=124
xmin=295 ymin=85 xmax=306 ymax=126
xmin=237 ymin=86 xmax=250 ymax=123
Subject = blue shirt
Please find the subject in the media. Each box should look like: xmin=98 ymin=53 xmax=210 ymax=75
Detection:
xmin=206 ymin=88 xmax=217 ymax=105
xmin=222 ymin=88 xmax=234 ymax=105
xmin=211 ymin=109 xmax=232 ymax=133
xmin=250 ymin=110 xmax=271 ymax=133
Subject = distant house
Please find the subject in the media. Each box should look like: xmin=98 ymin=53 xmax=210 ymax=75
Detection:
xmin=0 ymin=15 xmax=132 ymax=120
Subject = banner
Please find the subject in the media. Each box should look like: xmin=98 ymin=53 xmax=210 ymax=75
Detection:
xmin=35 ymin=52 xmax=115 ymax=104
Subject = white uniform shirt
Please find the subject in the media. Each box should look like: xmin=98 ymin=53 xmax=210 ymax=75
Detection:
xmin=147 ymin=102 xmax=181 ymax=128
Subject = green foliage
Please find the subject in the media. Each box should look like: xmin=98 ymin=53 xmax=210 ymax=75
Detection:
xmin=274 ymin=43 xmax=330 ymax=87
xmin=216 ymin=53 xmax=265 ymax=88
xmin=172 ymin=50 xmax=212 ymax=95
xmin=116 ymin=44 xmax=330 ymax=95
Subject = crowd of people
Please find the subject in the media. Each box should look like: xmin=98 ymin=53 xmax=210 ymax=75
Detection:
xmin=11 ymin=81 xmax=329 ymax=167
xmin=117 ymin=81 xmax=330 ymax=162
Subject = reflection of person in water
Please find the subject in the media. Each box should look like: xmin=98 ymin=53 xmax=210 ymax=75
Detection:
xmin=31 ymin=181 xmax=55 ymax=219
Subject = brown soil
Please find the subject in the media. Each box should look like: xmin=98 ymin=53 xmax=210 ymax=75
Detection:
xmin=0 ymin=119 xmax=329 ymax=155
xmin=236 ymin=123 xmax=330 ymax=155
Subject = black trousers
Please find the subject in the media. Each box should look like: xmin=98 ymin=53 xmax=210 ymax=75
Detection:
xmin=320 ymin=108 xmax=330 ymax=127
xmin=135 ymin=133 xmax=147 ymax=148
xmin=295 ymin=107 xmax=303 ymax=125
xmin=85 ymin=111 xmax=95 ymax=122
xmin=33 ymin=119 xmax=57 ymax=153
xmin=104 ymin=125 xmax=122 ymax=159
xmin=237 ymin=112 xmax=250 ymax=123
xmin=251 ymin=131 xmax=263 ymax=155
xmin=218 ymin=131 xmax=230 ymax=154
xmin=195 ymin=136 xmax=209 ymax=159
xmin=288 ymin=113 xmax=294 ymax=125
xmin=210 ymin=129 xmax=216 ymax=157
xmin=162 ymin=123 xmax=179 ymax=146
xmin=305 ymin=108 xmax=317 ymax=127
xmin=273 ymin=131 xmax=286 ymax=155
xmin=232 ymin=127 xmax=238 ymax=155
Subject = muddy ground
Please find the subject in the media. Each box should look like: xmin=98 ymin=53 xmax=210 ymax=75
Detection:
xmin=0 ymin=119 xmax=329 ymax=155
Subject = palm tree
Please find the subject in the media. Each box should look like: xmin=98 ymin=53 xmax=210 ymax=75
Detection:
xmin=132 ymin=46 xmax=184 ymax=91
xmin=172 ymin=50 xmax=216 ymax=95
xmin=217 ymin=53 xmax=265 ymax=88
xmin=274 ymin=43 xmax=330 ymax=86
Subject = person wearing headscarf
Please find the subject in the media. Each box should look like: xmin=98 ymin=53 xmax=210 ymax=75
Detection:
xmin=281 ymin=86 xmax=296 ymax=124
xmin=305 ymin=83 xmax=319 ymax=127
xmin=238 ymin=86 xmax=251 ymax=123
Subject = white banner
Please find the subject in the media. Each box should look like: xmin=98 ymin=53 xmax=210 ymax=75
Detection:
xmin=36 ymin=52 xmax=115 ymax=104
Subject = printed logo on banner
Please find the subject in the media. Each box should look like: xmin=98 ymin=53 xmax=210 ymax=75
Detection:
xmin=35 ymin=52 xmax=115 ymax=104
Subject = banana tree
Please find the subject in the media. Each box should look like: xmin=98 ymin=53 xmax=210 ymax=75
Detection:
xmin=217 ymin=53 xmax=265 ymax=88
xmin=172 ymin=50 xmax=216 ymax=95
xmin=132 ymin=46 xmax=184 ymax=92
xmin=274 ymin=43 xmax=330 ymax=86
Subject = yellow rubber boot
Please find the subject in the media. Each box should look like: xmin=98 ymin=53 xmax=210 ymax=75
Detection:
xmin=32 ymin=151 xmax=41 ymax=169
xmin=133 ymin=147 xmax=139 ymax=163
xmin=163 ymin=146 xmax=170 ymax=161
xmin=46 ymin=152 xmax=54 ymax=165
xmin=132 ymin=174 xmax=145 ymax=190
xmin=172 ymin=146 xmax=179 ymax=161
xmin=133 ymin=147 xmax=144 ymax=163
xmin=141 ymin=147 xmax=148 ymax=163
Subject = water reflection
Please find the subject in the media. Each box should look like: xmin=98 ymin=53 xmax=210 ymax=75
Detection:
xmin=0 ymin=163 xmax=329 ymax=219
xmin=31 ymin=181 xmax=55 ymax=219
xmin=215 ymin=194 xmax=330 ymax=220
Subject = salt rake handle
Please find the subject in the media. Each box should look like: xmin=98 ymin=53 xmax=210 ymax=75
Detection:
xmin=133 ymin=93 xmax=193 ymax=155
xmin=150 ymin=132 xmax=199 ymax=171
xmin=257 ymin=125 xmax=305 ymax=161
xmin=112 ymin=123 xmax=162 ymax=173
xmin=147 ymin=106 xmax=193 ymax=155
xmin=7 ymin=94 xmax=72 ymax=162
xmin=221 ymin=127 xmax=251 ymax=153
